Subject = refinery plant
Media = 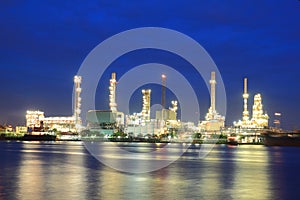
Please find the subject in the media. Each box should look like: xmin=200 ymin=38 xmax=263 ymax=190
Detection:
xmin=198 ymin=71 xmax=225 ymax=131
xmin=228 ymin=78 xmax=269 ymax=144
xmin=81 ymin=71 xmax=269 ymax=143
xmin=18 ymin=75 xmax=83 ymax=140
xmin=1 ymin=70 xmax=272 ymax=143
xmin=84 ymin=72 xmax=182 ymax=140
xmin=25 ymin=75 xmax=82 ymax=132
xmin=233 ymin=78 xmax=269 ymax=128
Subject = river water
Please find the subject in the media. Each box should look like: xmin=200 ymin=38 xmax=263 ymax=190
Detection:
xmin=1 ymin=141 xmax=300 ymax=200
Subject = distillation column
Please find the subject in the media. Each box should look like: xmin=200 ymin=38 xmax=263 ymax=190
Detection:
xmin=109 ymin=72 xmax=117 ymax=112
xmin=252 ymin=93 xmax=269 ymax=127
xmin=161 ymin=74 xmax=166 ymax=109
xmin=142 ymin=89 xmax=151 ymax=121
xmin=201 ymin=71 xmax=225 ymax=130
xmin=170 ymin=100 xmax=178 ymax=119
xmin=242 ymin=78 xmax=250 ymax=123
xmin=73 ymin=75 xmax=82 ymax=128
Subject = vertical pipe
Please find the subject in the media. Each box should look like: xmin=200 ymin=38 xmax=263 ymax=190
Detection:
xmin=242 ymin=77 xmax=249 ymax=122
xmin=210 ymin=71 xmax=216 ymax=112
xmin=74 ymin=75 xmax=82 ymax=127
xmin=109 ymin=72 xmax=117 ymax=112
xmin=244 ymin=78 xmax=247 ymax=94
xmin=161 ymin=74 xmax=166 ymax=109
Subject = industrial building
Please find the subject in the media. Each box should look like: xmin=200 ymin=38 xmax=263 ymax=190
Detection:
xmin=229 ymin=77 xmax=269 ymax=144
xmin=83 ymin=73 xmax=124 ymax=137
xmin=25 ymin=75 xmax=82 ymax=133
xmin=234 ymin=78 xmax=269 ymax=128
xmin=108 ymin=72 xmax=125 ymax=126
xmin=141 ymin=89 xmax=151 ymax=120
xmin=21 ymin=68 xmax=272 ymax=144
xmin=86 ymin=110 xmax=117 ymax=136
xmin=125 ymin=89 xmax=162 ymax=136
xmin=199 ymin=71 xmax=225 ymax=131
xmin=124 ymin=74 xmax=182 ymax=137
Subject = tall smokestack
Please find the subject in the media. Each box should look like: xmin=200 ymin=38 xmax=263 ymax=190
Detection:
xmin=244 ymin=78 xmax=248 ymax=94
xmin=161 ymin=74 xmax=166 ymax=109
xmin=112 ymin=72 xmax=116 ymax=80
xmin=209 ymin=71 xmax=216 ymax=112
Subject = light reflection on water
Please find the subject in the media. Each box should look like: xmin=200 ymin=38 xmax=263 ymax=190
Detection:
xmin=0 ymin=141 xmax=300 ymax=199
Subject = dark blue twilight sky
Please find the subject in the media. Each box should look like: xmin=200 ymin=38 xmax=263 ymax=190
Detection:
xmin=0 ymin=1 xmax=299 ymax=129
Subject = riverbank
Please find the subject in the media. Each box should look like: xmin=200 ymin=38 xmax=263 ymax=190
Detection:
xmin=0 ymin=134 xmax=265 ymax=145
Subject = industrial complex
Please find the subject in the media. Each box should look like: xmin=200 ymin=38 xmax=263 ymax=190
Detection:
xmin=1 ymin=70 xmax=272 ymax=143
xmin=81 ymin=70 xmax=270 ymax=143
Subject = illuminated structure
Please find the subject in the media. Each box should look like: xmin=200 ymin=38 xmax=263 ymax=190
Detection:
xmin=125 ymin=87 xmax=178 ymax=136
xmin=155 ymin=100 xmax=178 ymax=122
xmin=199 ymin=71 xmax=225 ymax=131
xmin=73 ymin=75 xmax=82 ymax=129
xmin=141 ymin=89 xmax=151 ymax=121
xmin=125 ymin=73 xmax=181 ymax=136
xmin=125 ymin=89 xmax=160 ymax=136
xmin=210 ymin=71 xmax=216 ymax=112
xmin=26 ymin=111 xmax=76 ymax=132
xmin=251 ymin=94 xmax=269 ymax=127
xmin=86 ymin=110 xmax=117 ymax=136
xmin=26 ymin=112 xmax=76 ymax=132
xmin=155 ymin=109 xmax=177 ymax=121
xmin=154 ymin=74 xmax=181 ymax=135
xmin=161 ymin=74 xmax=166 ymax=109
xmin=43 ymin=117 xmax=75 ymax=131
xmin=234 ymin=77 xmax=269 ymax=128
xmin=85 ymin=72 xmax=124 ymax=136
xmin=109 ymin=72 xmax=117 ymax=112
xmin=16 ymin=126 xmax=27 ymax=133
xmin=26 ymin=110 xmax=45 ymax=128
xmin=126 ymin=89 xmax=152 ymax=125
xmin=25 ymin=75 xmax=83 ymax=133
xmin=156 ymin=74 xmax=179 ymax=123
xmin=242 ymin=78 xmax=250 ymax=125
xmin=108 ymin=72 xmax=124 ymax=126
xmin=170 ymin=100 xmax=178 ymax=119
xmin=274 ymin=112 xmax=281 ymax=129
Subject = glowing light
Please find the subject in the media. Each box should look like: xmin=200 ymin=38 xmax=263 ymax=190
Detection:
xmin=234 ymin=78 xmax=269 ymax=128
xmin=141 ymin=89 xmax=151 ymax=120
xmin=73 ymin=75 xmax=82 ymax=130
xmin=109 ymin=72 xmax=117 ymax=112
xmin=200 ymin=71 xmax=225 ymax=131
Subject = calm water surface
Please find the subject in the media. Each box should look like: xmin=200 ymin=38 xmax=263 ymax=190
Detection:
xmin=1 ymin=141 xmax=300 ymax=200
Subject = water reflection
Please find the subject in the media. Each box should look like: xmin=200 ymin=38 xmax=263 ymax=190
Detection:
xmin=84 ymin=142 xmax=189 ymax=173
xmin=267 ymin=146 xmax=300 ymax=199
xmin=232 ymin=146 xmax=271 ymax=199
xmin=1 ymin=142 xmax=300 ymax=199
xmin=16 ymin=142 xmax=88 ymax=199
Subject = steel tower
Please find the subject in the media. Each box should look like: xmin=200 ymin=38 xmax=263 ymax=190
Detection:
xmin=73 ymin=75 xmax=82 ymax=128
